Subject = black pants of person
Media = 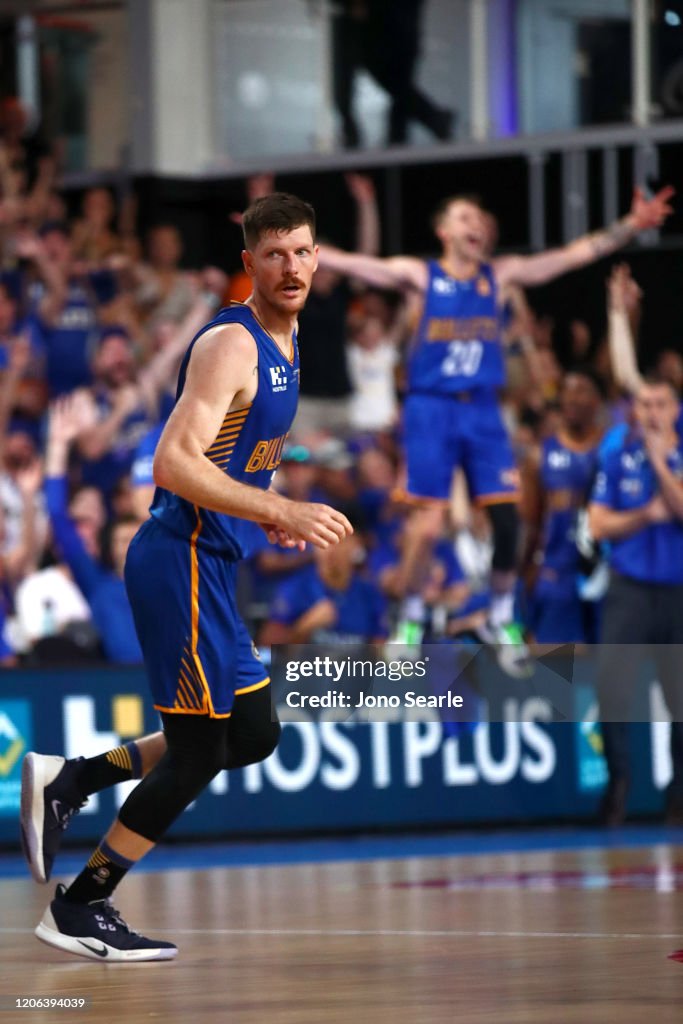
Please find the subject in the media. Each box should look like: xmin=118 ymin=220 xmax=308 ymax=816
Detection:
xmin=332 ymin=0 xmax=449 ymax=145
xmin=597 ymin=572 xmax=683 ymax=798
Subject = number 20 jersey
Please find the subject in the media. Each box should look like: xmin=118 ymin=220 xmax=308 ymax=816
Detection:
xmin=407 ymin=260 xmax=504 ymax=395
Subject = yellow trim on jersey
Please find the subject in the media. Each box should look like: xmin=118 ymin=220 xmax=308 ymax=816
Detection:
xmin=154 ymin=703 xmax=232 ymax=719
xmin=230 ymin=300 xmax=296 ymax=366
xmin=189 ymin=510 xmax=216 ymax=715
xmin=205 ymin=404 xmax=252 ymax=470
xmin=105 ymin=746 xmax=132 ymax=772
xmin=87 ymin=848 xmax=110 ymax=869
xmin=234 ymin=676 xmax=271 ymax=697
xmin=476 ymin=491 xmax=521 ymax=507
xmin=391 ymin=487 xmax=451 ymax=507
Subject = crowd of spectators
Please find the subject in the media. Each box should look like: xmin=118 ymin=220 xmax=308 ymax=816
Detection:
xmin=0 ymin=123 xmax=679 ymax=670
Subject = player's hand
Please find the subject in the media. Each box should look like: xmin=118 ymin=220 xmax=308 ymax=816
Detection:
xmin=643 ymin=427 xmax=674 ymax=466
xmin=345 ymin=172 xmax=375 ymax=204
xmin=646 ymin=493 xmax=673 ymax=523
xmin=282 ymin=502 xmax=353 ymax=549
xmin=258 ymin=523 xmax=306 ymax=550
xmin=607 ymin=263 xmax=642 ymax=313
xmin=13 ymin=229 xmax=43 ymax=262
xmin=246 ymin=172 xmax=275 ymax=202
xmin=629 ymin=185 xmax=675 ymax=231
xmin=48 ymin=394 xmax=93 ymax=446
xmin=15 ymin=456 xmax=43 ymax=498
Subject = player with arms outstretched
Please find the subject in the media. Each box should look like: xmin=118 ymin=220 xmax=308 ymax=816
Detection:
xmin=318 ymin=186 xmax=673 ymax=674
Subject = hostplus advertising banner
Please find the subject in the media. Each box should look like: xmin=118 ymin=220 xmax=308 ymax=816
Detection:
xmin=0 ymin=645 xmax=673 ymax=844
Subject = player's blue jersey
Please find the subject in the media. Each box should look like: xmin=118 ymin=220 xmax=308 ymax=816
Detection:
xmin=591 ymin=432 xmax=683 ymax=584
xmin=407 ymin=260 xmax=504 ymax=395
xmin=539 ymin=432 xmax=601 ymax=577
xmin=270 ymin=564 xmax=389 ymax=643
xmin=151 ymin=303 xmax=299 ymax=559
xmin=81 ymin=388 xmax=152 ymax=497
xmin=30 ymin=280 xmax=98 ymax=395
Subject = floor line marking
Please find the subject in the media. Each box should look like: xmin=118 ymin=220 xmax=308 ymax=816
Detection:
xmin=1 ymin=926 xmax=681 ymax=941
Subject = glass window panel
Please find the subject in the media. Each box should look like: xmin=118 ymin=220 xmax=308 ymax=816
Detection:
xmin=211 ymin=0 xmax=466 ymax=162
xmin=651 ymin=0 xmax=683 ymax=121
xmin=517 ymin=0 xmax=632 ymax=134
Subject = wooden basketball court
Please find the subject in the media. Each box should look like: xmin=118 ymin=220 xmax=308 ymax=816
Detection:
xmin=2 ymin=841 xmax=683 ymax=1023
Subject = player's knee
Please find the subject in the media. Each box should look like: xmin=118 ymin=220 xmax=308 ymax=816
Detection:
xmin=226 ymin=717 xmax=281 ymax=770
xmin=254 ymin=717 xmax=281 ymax=763
xmin=118 ymin=745 xmax=222 ymax=843
xmin=487 ymin=502 xmax=519 ymax=572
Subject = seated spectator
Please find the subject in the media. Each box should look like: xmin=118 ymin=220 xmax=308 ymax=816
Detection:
xmin=354 ymin=443 xmax=402 ymax=548
xmin=43 ymin=396 xmax=143 ymax=664
xmin=312 ymin=438 xmax=360 ymax=510
xmin=368 ymin=510 xmax=485 ymax=641
xmin=261 ymin=525 xmax=388 ymax=646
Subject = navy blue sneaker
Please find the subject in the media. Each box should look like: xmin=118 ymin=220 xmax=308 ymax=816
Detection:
xmin=20 ymin=753 xmax=86 ymax=884
xmin=35 ymin=884 xmax=178 ymax=962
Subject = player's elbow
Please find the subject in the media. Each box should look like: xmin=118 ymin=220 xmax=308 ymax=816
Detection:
xmin=152 ymin=442 xmax=180 ymax=491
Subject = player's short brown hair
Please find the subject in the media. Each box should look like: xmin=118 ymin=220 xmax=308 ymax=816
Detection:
xmin=242 ymin=192 xmax=316 ymax=250
xmin=431 ymin=193 xmax=484 ymax=232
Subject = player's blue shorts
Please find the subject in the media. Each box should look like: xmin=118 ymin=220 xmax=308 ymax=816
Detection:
xmin=401 ymin=391 xmax=519 ymax=504
xmin=124 ymin=517 xmax=269 ymax=718
xmin=526 ymin=574 xmax=601 ymax=645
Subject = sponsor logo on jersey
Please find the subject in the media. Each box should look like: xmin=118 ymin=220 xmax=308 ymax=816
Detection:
xmin=270 ymin=366 xmax=287 ymax=392
xmin=433 ymin=276 xmax=456 ymax=295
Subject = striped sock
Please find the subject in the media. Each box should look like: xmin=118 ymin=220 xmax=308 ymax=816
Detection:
xmin=73 ymin=742 xmax=142 ymax=798
xmin=64 ymin=840 xmax=136 ymax=904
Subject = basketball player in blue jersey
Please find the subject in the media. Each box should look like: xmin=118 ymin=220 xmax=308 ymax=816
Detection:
xmin=20 ymin=193 xmax=352 ymax=962
xmin=318 ymin=186 xmax=673 ymax=673
xmin=521 ymin=369 xmax=605 ymax=644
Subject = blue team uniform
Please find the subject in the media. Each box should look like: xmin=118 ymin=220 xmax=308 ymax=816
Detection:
xmin=402 ymin=260 xmax=518 ymax=503
xmin=529 ymin=432 xmax=602 ymax=643
xmin=269 ymin=564 xmax=389 ymax=642
xmin=591 ymin=432 xmax=683 ymax=585
xmin=46 ymin=477 xmax=142 ymax=663
xmin=124 ymin=304 xmax=299 ymax=718
xmin=131 ymin=421 xmax=165 ymax=492
xmin=81 ymin=388 xmax=154 ymax=499
xmin=29 ymin=275 xmax=115 ymax=396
